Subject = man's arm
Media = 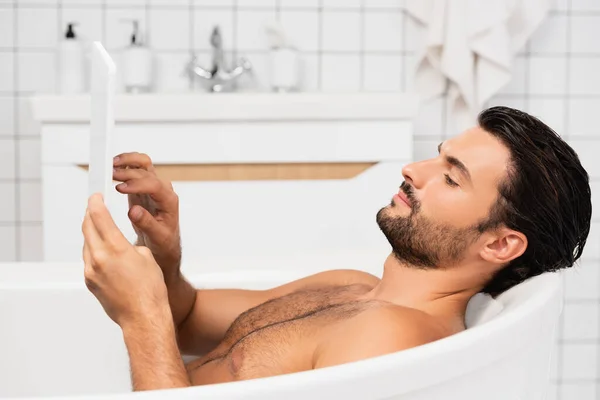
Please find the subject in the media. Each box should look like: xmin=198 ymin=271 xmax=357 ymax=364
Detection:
xmin=122 ymin=304 xmax=191 ymax=391
xmin=81 ymin=193 xmax=192 ymax=391
xmin=173 ymin=269 xmax=381 ymax=356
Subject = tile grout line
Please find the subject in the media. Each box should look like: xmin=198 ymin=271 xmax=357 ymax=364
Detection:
xmin=187 ymin=0 xmax=193 ymax=92
xmin=401 ymin=9 xmax=407 ymax=92
xmin=523 ymin=41 xmax=531 ymax=112
xmin=232 ymin=0 xmax=238 ymax=91
xmin=316 ymin=0 xmax=323 ymax=91
xmin=12 ymin=0 xmax=18 ymax=262
xmin=101 ymin=0 xmax=106 ymax=44
xmin=358 ymin=0 xmax=365 ymax=91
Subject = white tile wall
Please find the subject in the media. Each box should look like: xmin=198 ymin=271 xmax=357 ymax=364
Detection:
xmin=561 ymin=343 xmax=598 ymax=380
xmin=321 ymin=11 xmax=362 ymax=51
xmin=568 ymin=98 xmax=600 ymax=137
xmin=0 ymin=53 xmax=14 ymax=92
xmin=528 ymin=57 xmax=567 ymax=95
xmin=563 ymin=303 xmax=599 ymax=340
xmin=0 ymin=138 xmax=16 ymax=180
xmin=236 ymin=9 xmax=277 ymax=51
xmin=0 ymin=1 xmax=599 ymax=398
xmin=560 ymin=383 xmax=597 ymax=400
xmin=17 ymin=53 xmax=57 ymax=93
xmin=0 ymin=182 xmax=16 ymax=223
xmin=149 ymin=9 xmax=190 ymax=50
xmin=570 ymin=57 xmax=600 ymax=95
xmin=564 ymin=262 xmax=599 ymax=300
xmin=0 ymin=96 xmax=15 ymax=135
xmin=279 ymin=0 xmax=318 ymax=8
xmin=18 ymin=225 xmax=43 ymax=262
xmin=529 ymin=14 xmax=567 ymax=54
xmin=364 ymin=11 xmax=403 ymax=52
xmin=320 ymin=53 xmax=361 ymax=91
xmin=528 ymin=98 xmax=566 ymax=134
xmin=0 ymin=8 xmax=13 ymax=47
xmin=363 ymin=54 xmax=403 ymax=91
xmin=571 ymin=15 xmax=600 ymax=54
xmin=17 ymin=7 xmax=58 ymax=48
xmin=581 ymin=223 xmax=600 ymax=261
xmin=278 ymin=10 xmax=320 ymax=51
xmin=0 ymin=226 xmax=16 ymax=262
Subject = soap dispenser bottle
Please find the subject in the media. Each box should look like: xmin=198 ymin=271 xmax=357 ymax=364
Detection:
xmin=58 ymin=22 xmax=85 ymax=94
xmin=121 ymin=19 xmax=152 ymax=93
xmin=264 ymin=21 xmax=300 ymax=92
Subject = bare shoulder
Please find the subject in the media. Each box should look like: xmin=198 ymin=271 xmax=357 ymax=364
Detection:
xmin=304 ymin=268 xmax=381 ymax=287
xmin=265 ymin=268 xmax=380 ymax=299
xmin=313 ymin=305 xmax=445 ymax=369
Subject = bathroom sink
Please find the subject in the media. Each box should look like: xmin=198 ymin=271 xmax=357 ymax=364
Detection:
xmin=30 ymin=92 xmax=420 ymax=122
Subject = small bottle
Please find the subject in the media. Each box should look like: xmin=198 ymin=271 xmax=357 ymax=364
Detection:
xmin=121 ymin=20 xmax=152 ymax=93
xmin=264 ymin=21 xmax=299 ymax=92
xmin=269 ymin=46 xmax=299 ymax=92
xmin=58 ymin=22 xmax=85 ymax=94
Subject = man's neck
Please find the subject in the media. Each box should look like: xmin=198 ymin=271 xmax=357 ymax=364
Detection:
xmin=364 ymin=253 xmax=483 ymax=316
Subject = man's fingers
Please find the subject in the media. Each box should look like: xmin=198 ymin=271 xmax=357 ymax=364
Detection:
xmin=82 ymin=241 xmax=99 ymax=291
xmin=113 ymin=152 xmax=154 ymax=171
xmin=82 ymin=208 xmax=103 ymax=254
xmin=113 ymin=167 xmax=149 ymax=183
xmin=82 ymin=240 xmax=91 ymax=266
xmin=128 ymin=205 xmax=165 ymax=238
xmin=116 ymin=176 xmax=176 ymax=205
xmin=87 ymin=193 xmax=129 ymax=251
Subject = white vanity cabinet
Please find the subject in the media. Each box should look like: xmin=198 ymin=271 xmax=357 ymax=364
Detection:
xmin=31 ymin=93 xmax=418 ymax=269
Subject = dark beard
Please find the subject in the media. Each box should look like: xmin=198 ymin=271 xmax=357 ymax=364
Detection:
xmin=376 ymin=184 xmax=481 ymax=269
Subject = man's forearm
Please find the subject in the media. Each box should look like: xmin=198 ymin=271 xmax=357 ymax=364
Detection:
xmin=137 ymin=234 xmax=196 ymax=329
xmin=122 ymin=306 xmax=191 ymax=391
xmin=164 ymin=272 xmax=198 ymax=329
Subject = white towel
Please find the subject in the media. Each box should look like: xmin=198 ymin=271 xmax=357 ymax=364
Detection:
xmin=405 ymin=0 xmax=553 ymax=132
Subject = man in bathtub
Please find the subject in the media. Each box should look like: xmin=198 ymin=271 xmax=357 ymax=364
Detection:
xmin=81 ymin=106 xmax=591 ymax=391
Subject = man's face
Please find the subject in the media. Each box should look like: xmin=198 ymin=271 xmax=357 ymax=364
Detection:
xmin=376 ymin=126 xmax=511 ymax=269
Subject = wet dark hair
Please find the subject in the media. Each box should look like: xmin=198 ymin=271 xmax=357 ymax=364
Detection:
xmin=475 ymin=106 xmax=592 ymax=297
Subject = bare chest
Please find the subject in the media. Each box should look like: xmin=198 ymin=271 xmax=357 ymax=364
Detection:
xmin=186 ymin=284 xmax=375 ymax=384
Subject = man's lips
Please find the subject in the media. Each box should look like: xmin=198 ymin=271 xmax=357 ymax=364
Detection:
xmin=395 ymin=190 xmax=411 ymax=207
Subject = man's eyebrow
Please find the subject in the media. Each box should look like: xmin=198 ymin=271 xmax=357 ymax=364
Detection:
xmin=437 ymin=142 xmax=472 ymax=184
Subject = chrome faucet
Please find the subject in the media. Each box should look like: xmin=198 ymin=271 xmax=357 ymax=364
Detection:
xmin=184 ymin=26 xmax=252 ymax=92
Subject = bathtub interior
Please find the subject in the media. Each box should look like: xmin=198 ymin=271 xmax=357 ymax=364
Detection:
xmin=0 ymin=260 xmax=562 ymax=400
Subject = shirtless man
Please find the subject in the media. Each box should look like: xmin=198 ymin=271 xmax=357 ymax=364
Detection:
xmin=81 ymin=106 xmax=591 ymax=391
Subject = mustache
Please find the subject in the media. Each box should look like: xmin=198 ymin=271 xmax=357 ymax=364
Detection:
xmin=400 ymin=181 xmax=417 ymax=208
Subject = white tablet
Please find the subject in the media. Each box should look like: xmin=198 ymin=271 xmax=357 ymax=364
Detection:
xmin=88 ymin=42 xmax=116 ymax=201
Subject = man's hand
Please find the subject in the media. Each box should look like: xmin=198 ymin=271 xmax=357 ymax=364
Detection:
xmin=82 ymin=193 xmax=170 ymax=329
xmin=112 ymin=152 xmax=181 ymax=283
xmin=82 ymin=193 xmax=191 ymax=391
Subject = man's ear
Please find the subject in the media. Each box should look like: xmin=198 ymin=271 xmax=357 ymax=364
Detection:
xmin=480 ymin=228 xmax=527 ymax=265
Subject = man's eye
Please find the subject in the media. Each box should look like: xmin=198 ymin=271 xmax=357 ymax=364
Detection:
xmin=444 ymin=174 xmax=459 ymax=187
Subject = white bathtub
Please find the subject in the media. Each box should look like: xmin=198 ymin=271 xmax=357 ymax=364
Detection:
xmin=0 ymin=258 xmax=562 ymax=400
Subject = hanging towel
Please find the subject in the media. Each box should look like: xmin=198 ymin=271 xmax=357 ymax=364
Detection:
xmin=405 ymin=0 xmax=553 ymax=131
